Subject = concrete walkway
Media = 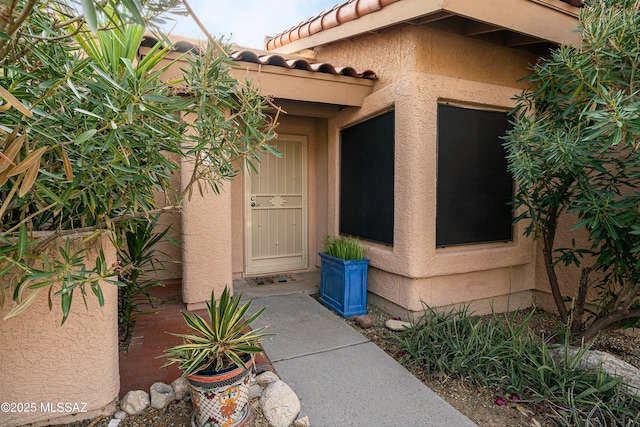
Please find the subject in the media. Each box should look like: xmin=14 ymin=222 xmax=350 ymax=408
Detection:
xmin=246 ymin=292 xmax=477 ymax=427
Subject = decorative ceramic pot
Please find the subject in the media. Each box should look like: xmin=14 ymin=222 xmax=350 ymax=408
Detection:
xmin=187 ymin=357 xmax=254 ymax=427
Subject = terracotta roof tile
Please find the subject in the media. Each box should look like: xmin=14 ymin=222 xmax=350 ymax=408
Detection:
xmin=139 ymin=35 xmax=376 ymax=80
xmin=266 ymin=0 xmax=401 ymax=51
xmin=229 ymin=50 xmax=376 ymax=79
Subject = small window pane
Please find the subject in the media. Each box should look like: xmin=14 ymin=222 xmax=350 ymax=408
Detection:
xmin=340 ymin=110 xmax=394 ymax=245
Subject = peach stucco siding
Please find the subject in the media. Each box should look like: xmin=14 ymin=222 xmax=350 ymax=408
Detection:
xmin=0 ymin=233 xmax=119 ymax=427
xmin=317 ymin=25 xmax=540 ymax=319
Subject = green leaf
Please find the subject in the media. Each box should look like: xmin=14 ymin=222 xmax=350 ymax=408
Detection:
xmin=80 ymin=0 xmax=98 ymax=33
xmin=121 ymin=0 xmax=145 ymax=25
xmin=17 ymin=224 xmax=27 ymax=260
xmin=74 ymin=108 xmax=104 ymax=120
xmin=76 ymin=129 xmax=97 ymax=145
xmin=91 ymin=283 xmax=104 ymax=307
xmin=60 ymin=290 xmax=72 ymax=325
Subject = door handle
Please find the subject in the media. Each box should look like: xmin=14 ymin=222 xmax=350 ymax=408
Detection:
xmin=251 ymin=202 xmax=256 ymax=207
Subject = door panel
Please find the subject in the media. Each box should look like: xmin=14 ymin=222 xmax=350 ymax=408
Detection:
xmin=245 ymin=136 xmax=308 ymax=275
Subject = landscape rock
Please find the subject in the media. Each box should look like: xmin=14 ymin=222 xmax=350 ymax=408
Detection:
xmin=260 ymin=380 xmax=301 ymax=427
xmin=249 ymin=383 xmax=264 ymax=400
xmin=120 ymin=390 xmax=150 ymax=415
xmin=294 ymin=411 xmax=311 ymax=427
xmin=385 ymin=319 xmax=412 ymax=331
xmin=113 ymin=410 xmax=127 ymax=420
xmin=171 ymin=377 xmax=190 ymax=400
xmin=150 ymin=382 xmax=175 ymax=409
xmin=355 ymin=314 xmax=373 ymax=329
xmin=549 ymin=345 xmax=640 ymax=396
xmin=255 ymin=370 xmax=280 ymax=386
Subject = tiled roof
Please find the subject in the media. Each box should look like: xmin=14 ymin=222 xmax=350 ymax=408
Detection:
xmin=229 ymin=50 xmax=376 ymax=79
xmin=265 ymin=0 xmax=584 ymax=51
xmin=140 ymin=35 xmax=376 ymax=80
xmin=266 ymin=0 xmax=400 ymax=51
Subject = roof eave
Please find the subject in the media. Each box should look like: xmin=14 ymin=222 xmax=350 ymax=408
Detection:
xmin=143 ymin=47 xmax=375 ymax=107
xmin=270 ymin=0 xmax=580 ymax=54
xmin=230 ymin=62 xmax=375 ymax=107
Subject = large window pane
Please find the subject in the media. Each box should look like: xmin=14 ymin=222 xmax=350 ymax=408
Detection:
xmin=436 ymin=104 xmax=513 ymax=247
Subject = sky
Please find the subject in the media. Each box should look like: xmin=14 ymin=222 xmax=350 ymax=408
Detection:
xmin=161 ymin=0 xmax=340 ymax=49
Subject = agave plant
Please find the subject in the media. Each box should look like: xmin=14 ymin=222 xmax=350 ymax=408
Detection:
xmin=161 ymin=287 xmax=270 ymax=376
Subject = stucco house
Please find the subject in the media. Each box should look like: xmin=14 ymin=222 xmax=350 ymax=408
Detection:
xmin=0 ymin=1 xmax=589 ymax=425
xmin=147 ymin=0 xmax=583 ymax=320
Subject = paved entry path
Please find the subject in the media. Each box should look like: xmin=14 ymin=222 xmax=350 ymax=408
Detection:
xmin=246 ymin=293 xmax=478 ymax=427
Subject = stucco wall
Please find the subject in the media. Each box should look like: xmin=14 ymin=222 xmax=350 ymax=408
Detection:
xmin=320 ymin=25 xmax=540 ymax=319
xmin=231 ymin=114 xmax=329 ymax=277
xmin=0 ymin=233 xmax=119 ymax=427
xmin=149 ymin=151 xmax=182 ymax=284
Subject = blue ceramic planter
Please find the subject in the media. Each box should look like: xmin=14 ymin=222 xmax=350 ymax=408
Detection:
xmin=318 ymin=252 xmax=370 ymax=317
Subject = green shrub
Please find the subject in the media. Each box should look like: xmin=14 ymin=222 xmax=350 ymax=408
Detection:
xmin=115 ymin=216 xmax=176 ymax=341
xmin=391 ymin=305 xmax=640 ymax=426
xmin=324 ymin=236 xmax=365 ymax=260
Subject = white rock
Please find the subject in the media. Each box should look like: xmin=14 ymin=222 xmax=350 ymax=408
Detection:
xmin=260 ymin=380 xmax=301 ymax=427
xmin=549 ymin=345 xmax=640 ymax=396
xmin=171 ymin=377 xmax=190 ymax=400
xmin=113 ymin=410 xmax=127 ymax=420
xmin=249 ymin=383 xmax=264 ymax=400
xmin=385 ymin=319 xmax=412 ymax=331
xmin=294 ymin=412 xmax=311 ymax=427
xmin=150 ymin=382 xmax=175 ymax=409
xmin=120 ymin=390 xmax=149 ymax=415
xmin=255 ymin=370 xmax=280 ymax=386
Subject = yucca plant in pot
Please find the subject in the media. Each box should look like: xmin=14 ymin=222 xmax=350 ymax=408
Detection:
xmin=319 ymin=236 xmax=370 ymax=318
xmin=161 ymin=287 xmax=269 ymax=427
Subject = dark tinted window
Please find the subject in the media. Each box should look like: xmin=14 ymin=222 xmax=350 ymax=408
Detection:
xmin=340 ymin=110 xmax=394 ymax=245
xmin=436 ymin=104 xmax=513 ymax=247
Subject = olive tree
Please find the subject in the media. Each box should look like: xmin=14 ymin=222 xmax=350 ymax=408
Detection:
xmin=0 ymin=1 xmax=278 ymax=322
xmin=504 ymin=0 xmax=640 ymax=342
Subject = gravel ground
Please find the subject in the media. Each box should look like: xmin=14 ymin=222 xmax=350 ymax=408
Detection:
xmin=45 ymin=397 xmax=269 ymax=427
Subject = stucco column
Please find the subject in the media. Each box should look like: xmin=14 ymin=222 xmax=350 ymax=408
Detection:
xmin=0 ymin=233 xmax=119 ymax=427
xmin=180 ymin=163 xmax=233 ymax=310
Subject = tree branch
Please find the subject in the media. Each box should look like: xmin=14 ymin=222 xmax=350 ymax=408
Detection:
xmin=581 ymin=307 xmax=640 ymax=343
xmin=29 ymin=206 xmax=181 ymax=256
xmin=571 ymin=264 xmax=593 ymax=336
xmin=181 ymin=0 xmax=227 ymax=56
xmin=0 ymin=0 xmax=38 ymax=63
xmin=543 ymin=204 xmax=569 ymax=322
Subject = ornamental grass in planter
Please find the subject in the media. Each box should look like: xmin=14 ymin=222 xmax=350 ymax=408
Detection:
xmin=319 ymin=236 xmax=370 ymax=318
xmin=161 ymin=287 xmax=269 ymax=427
